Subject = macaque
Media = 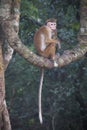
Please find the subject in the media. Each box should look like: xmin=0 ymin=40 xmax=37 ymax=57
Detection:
xmin=34 ymin=18 xmax=61 ymax=67
xmin=34 ymin=18 xmax=61 ymax=124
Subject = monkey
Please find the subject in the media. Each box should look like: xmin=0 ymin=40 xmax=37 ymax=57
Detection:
xmin=34 ymin=18 xmax=61 ymax=124
xmin=34 ymin=18 xmax=61 ymax=66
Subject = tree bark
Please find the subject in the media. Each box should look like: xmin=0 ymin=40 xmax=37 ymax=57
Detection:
xmin=2 ymin=0 xmax=20 ymax=70
xmin=78 ymin=0 xmax=87 ymax=44
xmin=0 ymin=0 xmax=20 ymax=129
xmin=0 ymin=43 xmax=5 ymax=129
xmin=0 ymin=43 xmax=11 ymax=130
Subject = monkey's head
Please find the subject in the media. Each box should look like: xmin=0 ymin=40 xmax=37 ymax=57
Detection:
xmin=46 ymin=18 xmax=57 ymax=31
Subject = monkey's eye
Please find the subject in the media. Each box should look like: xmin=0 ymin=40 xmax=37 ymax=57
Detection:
xmin=51 ymin=23 xmax=56 ymax=26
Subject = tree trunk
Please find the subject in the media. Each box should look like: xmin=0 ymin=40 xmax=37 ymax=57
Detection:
xmin=0 ymin=0 xmax=20 ymax=129
xmin=0 ymin=42 xmax=11 ymax=129
xmin=78 ymin=0 xmax=87 ymax=44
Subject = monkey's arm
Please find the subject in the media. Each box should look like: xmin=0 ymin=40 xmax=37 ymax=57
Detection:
xmin=46 ymin=39 xmax=58 ymax=45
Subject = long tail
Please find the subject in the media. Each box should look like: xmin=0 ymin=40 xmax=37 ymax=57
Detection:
xmin=39 ymin=68 xmax=44 ymax=124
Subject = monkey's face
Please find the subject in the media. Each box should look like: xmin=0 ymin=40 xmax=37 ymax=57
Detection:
xmin=47 ymin=22 xmax=57 ymax=31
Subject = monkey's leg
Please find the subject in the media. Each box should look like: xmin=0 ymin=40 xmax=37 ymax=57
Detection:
xmin=50 ymin=44 xmax=58 ymax=67
xmin=39 ymin=45 xmax=52 ymax=58
xmin=39 ymin=44 xmax=58 ymax=67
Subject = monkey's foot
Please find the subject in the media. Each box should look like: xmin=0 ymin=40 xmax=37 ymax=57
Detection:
xmin=54 ymin=61 xmax=58 ymax=67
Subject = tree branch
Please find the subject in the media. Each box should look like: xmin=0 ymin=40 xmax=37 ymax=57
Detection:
xmin=1 ymin=0 xmax=21 ymax=70
xmin=2 ymin=21 xmax=87 ymax=69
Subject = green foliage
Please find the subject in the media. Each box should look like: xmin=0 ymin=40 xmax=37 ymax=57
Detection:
xmin=19 ymin=0 xmax=40 ymax=46
xmin=21 ymin=0 xmax=38 ymax=19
